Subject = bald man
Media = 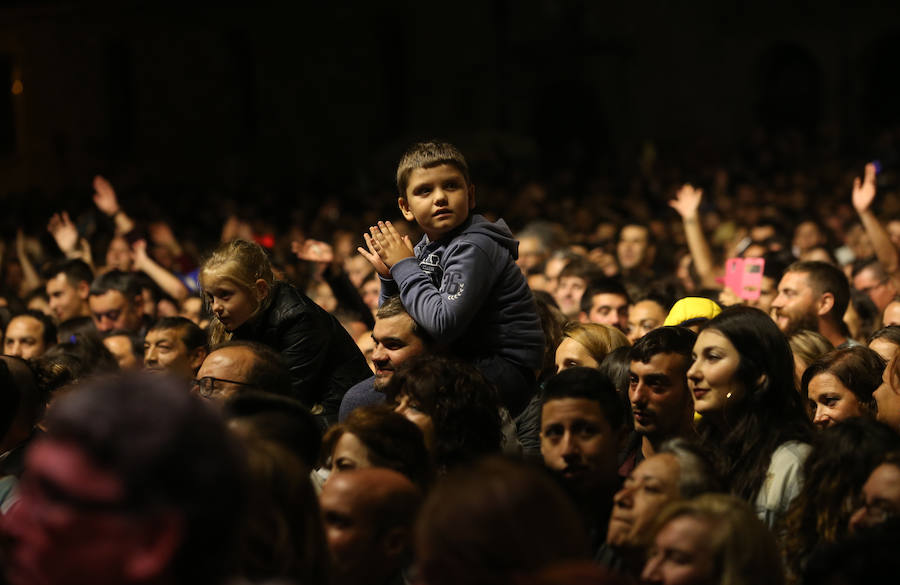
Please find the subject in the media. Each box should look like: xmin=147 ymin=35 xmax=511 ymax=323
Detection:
xmin=319 ymin=468 xmax=421 ymax=585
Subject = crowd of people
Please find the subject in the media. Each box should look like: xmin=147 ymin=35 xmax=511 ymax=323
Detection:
xmin=0 ymin=135 xmax=899 ymax=585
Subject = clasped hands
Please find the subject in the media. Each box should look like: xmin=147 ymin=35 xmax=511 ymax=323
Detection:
xmin=357 ymin=221 xmax=414 ymax=278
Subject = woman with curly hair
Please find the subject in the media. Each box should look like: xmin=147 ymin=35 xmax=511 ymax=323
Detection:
xmin=387 ymin=355 xmax=503 ymax=472
xmin=319 ymin=404 xmax=433 ymax=489
xmin=781 ymin=418 xmax=900 ymax=583
xmin=687 ymin=306 xmax=813 ymax=527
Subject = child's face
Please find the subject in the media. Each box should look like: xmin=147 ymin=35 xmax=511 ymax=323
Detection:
xmin=399 ymin=164 xmax=474 ymax=240
xmin=202 ymin=275 xmax=258 ymax=331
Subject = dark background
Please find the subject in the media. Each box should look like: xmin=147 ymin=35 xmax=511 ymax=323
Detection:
xmin=1 ymin=0 xmax=900 ymax=243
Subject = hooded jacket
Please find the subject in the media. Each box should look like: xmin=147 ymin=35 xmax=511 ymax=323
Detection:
xmin=381 ymin=214 xmax=543 ymax=371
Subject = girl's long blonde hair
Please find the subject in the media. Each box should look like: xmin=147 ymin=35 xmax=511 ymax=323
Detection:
xmin=200 ymin=239 xmax=275 ymax=345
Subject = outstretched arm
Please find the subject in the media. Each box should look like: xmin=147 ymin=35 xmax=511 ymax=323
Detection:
xmin=669 ymin=183 xmax=718 ymax=288
xmin=14 ymin=229 xmax=42 ymax=297
xmin=853 ymin=162 xmax=900 ymax=278
xmin=132 ymin=239 xmax=189 ymax=303
xmin=92 ymin=175 xmax=135 ymax=236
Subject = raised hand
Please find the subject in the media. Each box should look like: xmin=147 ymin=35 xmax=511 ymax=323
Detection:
xmin=292 ymin=238 xmax=335 ymax=264
xmin=47 ymin=211 xmax=79 ymax=254
xmin=852 ymin=163 xmax=878 ymax=213
xmin=669 ymin=183 xmax=703 ymax=220
xmin=131 ymin=239 xmax=150 ymax=269
xmin=92 ymin=175 xmax=120 ymax=216
xmin=368 ymin=221 xmax=415 ymax=269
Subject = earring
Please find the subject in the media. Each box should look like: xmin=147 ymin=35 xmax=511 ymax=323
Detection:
xmin=726 ymin=392 xmax=733 ymax=399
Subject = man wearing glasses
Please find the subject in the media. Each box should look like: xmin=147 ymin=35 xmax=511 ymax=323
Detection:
xmin=193 ymin=340 xmax=292 ymax=401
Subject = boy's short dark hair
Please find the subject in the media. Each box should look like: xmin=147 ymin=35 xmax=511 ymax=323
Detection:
xmin=540 ymin=367 xmax=625 ymax=430
xmin=627 ymin=326 xmax=696 ymax=365
xmin=150 ymin=316 xmax=207 ymax=351
xmin=43 ymin=259 xmax=94 ymax=287
xmin=558 ymin=259 xmax=605 ymax=284
xmin=396 ymin=141 xmax=470 ymax=198
xmin=579 ymin=278 xmax=631 ymax=315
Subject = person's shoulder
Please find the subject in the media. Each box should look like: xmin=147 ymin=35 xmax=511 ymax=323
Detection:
xmin=769 ymin=440 xmax=812 ymax=469
xmin=267 ymin=282 xmax=322 ymax=322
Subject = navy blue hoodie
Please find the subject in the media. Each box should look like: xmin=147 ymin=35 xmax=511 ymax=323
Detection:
xmin=380 ymin=214 xmax=544 ymax=371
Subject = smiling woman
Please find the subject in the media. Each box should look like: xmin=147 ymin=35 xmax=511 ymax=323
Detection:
xmin=800 ymin=346 xmax=883 ymax=429
xmin=686 ymin=306 xmax=813 ymax=527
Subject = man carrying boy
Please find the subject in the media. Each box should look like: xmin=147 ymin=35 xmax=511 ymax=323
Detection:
xmin=360 ymin=141 xmax=544 ymax=427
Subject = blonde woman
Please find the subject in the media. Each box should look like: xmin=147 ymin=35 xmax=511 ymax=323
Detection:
xmin=554 ymin=322 xmax=629 ymax=372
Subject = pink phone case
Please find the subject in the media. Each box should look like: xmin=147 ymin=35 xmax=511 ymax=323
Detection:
xmin=725 ymin=257 xmax=764 ymax=300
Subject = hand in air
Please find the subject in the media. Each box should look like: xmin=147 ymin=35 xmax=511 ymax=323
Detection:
xmin=669 ymin=183 xmax=703 ymax=220
xmin=47 ymin=211 xmax=79 ymax=254
xmin=367 ymin=221 xmax=415 ymax=269
xmin=292 ymin=238 xmax=334 ymax=264
xmin=358 ymin=222 xmax=413 ymax=277
xmin=92 ymin=175 xmax=120 ymax=216
xmin=852 ymin=163 xmax=878 ymax=213
xmin=131 ymin=239 xmax=150 ymax=269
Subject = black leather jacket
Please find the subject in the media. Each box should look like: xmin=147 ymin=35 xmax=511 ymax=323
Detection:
xmin=232 ymin=282 xmax=371 ymax=420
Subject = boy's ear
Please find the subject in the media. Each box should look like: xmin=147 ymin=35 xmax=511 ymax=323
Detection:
xmin=254 ymin=279 xmax=270 ymax=302
xmin=398 ymin=197 xmax=415 ymax=222
xmin=467 ymin=183 xmax=476 ymax=210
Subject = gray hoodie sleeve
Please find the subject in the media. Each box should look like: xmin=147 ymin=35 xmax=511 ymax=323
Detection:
xmin=389 ymin=239 xmax=500 ymax=342
xmin=378 ymin=274 xmax=400 ymax=306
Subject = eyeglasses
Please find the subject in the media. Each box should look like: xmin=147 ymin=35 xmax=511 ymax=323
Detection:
xmin=191 ymin=376 xmax=257 ymax=398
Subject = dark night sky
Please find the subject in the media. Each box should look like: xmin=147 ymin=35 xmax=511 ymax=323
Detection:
xmin=1 ymin=0 xmax=900 ymax=231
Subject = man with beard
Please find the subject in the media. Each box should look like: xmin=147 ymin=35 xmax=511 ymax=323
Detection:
xmin=624 ymin=327 xmax=697 ymax=471
xmin=540 ymin=367 xmax=626 ymax=558
xmin=771 ymin=260 xmax=855 ymax=348
xmin=339 ymin=296 xmax=431 ymax=421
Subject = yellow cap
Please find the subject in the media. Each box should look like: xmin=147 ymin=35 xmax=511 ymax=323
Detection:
xmin=663 ymin=297 xmax=722 ymax=327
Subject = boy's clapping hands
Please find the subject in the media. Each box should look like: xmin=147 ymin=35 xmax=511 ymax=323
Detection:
xmin=358 ymin=221 xmax=414 ymax=276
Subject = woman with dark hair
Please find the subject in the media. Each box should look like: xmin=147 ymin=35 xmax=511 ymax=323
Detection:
xmin=687 ymin=306 xmax=813 ymax=526
xmin=800 ymin=346 xmax=883 ymax=429
xmin=868 ymin=325 xmax=900 ymax=362
xmin=387 ymin=355 xmax=503 ymax=472
xmin=319 ymin=405 xmax=433 ymax=489
xmin=782 ymin=419 xmax=900 ymax=584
